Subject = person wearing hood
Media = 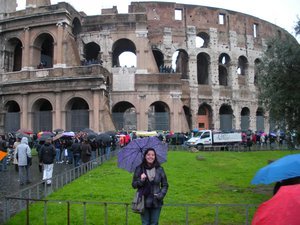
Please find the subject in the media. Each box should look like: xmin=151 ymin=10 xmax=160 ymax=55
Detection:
xmin=16 ymin=137 xmax=32 ymax=185
xmin=39 ymin=137 xmax=56 ymax=185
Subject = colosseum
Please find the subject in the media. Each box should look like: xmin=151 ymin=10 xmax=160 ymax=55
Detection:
xmin=0 ymin=0 xmax=296 ymax=134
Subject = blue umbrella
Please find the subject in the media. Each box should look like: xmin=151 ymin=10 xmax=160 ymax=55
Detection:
xmin=251 ymin=154 xmax=300 ymax=185
xmin=118 ymin=136 xmax=168 ymax=173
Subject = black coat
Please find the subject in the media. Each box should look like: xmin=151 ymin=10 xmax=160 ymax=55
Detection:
xmin=132 ymin=164 xmax=168 ymax=208
xmin=39 ymin=143 xmax=56 ymax=164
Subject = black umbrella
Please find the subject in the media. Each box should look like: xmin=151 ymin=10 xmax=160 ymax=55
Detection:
xmin=81 ymin=128 xmax=94 ymax=133
xmin=105 ymin=131 xmax=116 ymax=136
xmin=87 ymin=132 xmax=97 ymax=141
xmin=96 ymin=133 xmax=112 ymax=143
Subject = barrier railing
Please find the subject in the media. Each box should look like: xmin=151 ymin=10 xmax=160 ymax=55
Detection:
xmin=2 ymin=151 xmax=118 ymax=223
xmin=3 ymin=197 xmax=257 ymax=225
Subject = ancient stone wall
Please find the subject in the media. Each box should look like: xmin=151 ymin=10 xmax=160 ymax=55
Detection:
xmin=0 ymin=1 xmax=296 ymax=133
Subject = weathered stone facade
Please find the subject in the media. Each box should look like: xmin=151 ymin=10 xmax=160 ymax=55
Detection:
xmin=0 ymin=1 xmax=296 ymax=133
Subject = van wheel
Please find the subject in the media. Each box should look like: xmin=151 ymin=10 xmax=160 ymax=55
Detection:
xmin=197 ymin=144 xmax=204 ymax=150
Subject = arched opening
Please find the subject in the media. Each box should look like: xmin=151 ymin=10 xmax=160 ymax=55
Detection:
xmin=197 ymin=104 xmax=212 ymax=130
xmin=4 ymin=101 xmax=21 ymax=132
xmin=241 ymin=107 xmax=250 ymax=131
xmin=112 ymin=102 xmax=137 ymax=130
xmin=112 ymin=38 xmax=136 ymax=67
xmin=119 ymin=52 xmax=136 ymax=67
xmin=4 ymin=38 xmax=23 ymax=72
xmin=196 ymin=32 xmax=209 ymax=48
xmin=84 ymin=42 xmax=101 ymax=64
xmin=197 ymin=52 xmax=210 ymax=84
xmin=183 ymin=106 xmax=192 ymax=131
xmin=254 ymin=58 xmax=261 ymax=86
xmin=256 ymin=107 xmax=265 ymax=132
xmin=172 ymin=49 xmax=189 ymax=78
xmin=32 ymin=99 xmax=53 ymax=132
xmin=218 ymin=53 xmax=230 ymax=86
xmin=72 ymin=17 xmax=82 ymax=36
xmin=152 ymin=48 xmax=164 ymax=72
xmin=219 ymin=104 xmax=233 ymax=132
xmin=66 ymin=98 xmax=89 ymax=132
xmin=148 ymin=101 xmax=170 ymax=131
xmin=34 ymin=33 xmax=54 ymax=68
xmin=237 ymin=55 xmax=248 ymax=76
xmin=219 ymin=65 xmax=228 ymax=86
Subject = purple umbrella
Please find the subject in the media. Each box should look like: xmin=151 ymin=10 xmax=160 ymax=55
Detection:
xmin=118 ymin=136 xmax=168 ymax=173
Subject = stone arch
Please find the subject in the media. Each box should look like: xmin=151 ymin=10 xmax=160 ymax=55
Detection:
xmin=4 ymin=100 xmax=21 ymax=132
xmin=241 ymin=107 xmax=250 ymax=131
xmin=237 ymin=55 xmax=249 ymax=76
xmin=152 ymin=48 xmax=164 ymax=72
xmin=196 ymin=32 xmax=210 ymax=48
xmin=112 ymin=38 xmax=136 ymax=67
xmin=5 ymin=37 xmax=23 ymax=72
xmin=256 ymin=107 xmax=265 ymax=132
xmin=254 ymin=58 xmax=261 ymax=86
xmin=183 ymin=105 xmax=192 ymax=131
xmin=72 ymin=17 xmax=82 ymax=36
xmin=32 ymin=98 xmax=53 ymax=132
xmin=148 ymin=101 xmax=170 ymax=131
xmin=33 ymin=33 xmax=55 ymax=68
xmin=84 ymin=42 xmax=101 ymax=64
xmin=218 ymin=53 xmax=230 ymax=86
xmin=197 ymin=103 xmax=213 ymax=130
xmin=172 ymin=49 xmax=189 ymax=79
xmin=65 ymin=97 xmax=89 ymax=132
xmin=112 ymin=101 xmax=137 ymax=130
xmin=219 ymin=104 xmax=233 ymax=131
xmin=197 ymin=52 xmax=210 ymax=84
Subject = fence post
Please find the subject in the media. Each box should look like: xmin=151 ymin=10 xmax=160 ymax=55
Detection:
xmin=67 ymin=201 xmax=70 ymax=225
xmin=104 ymin=202 xmax=108 ymax=225
xmin=83 ymin=202 xmax=87 ymax=225
xmin=26 ymin=199 xmax=29 ymax=225
xmin=185 ymin=205 xmax=189 ymax=225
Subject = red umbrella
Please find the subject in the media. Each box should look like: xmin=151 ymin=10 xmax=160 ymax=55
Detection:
xmin=17 ymin=128 xmax=33 ymax=135
xmin=252 ymin=184 xmax=300 ymax=225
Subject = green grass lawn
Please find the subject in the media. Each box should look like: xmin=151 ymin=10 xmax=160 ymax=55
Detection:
xmin=6 ymin=149 xmax=300 ymax=225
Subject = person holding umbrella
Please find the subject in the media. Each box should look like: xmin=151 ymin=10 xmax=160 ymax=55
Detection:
xmin=132 ymin=148 xmax=169 ymax=225
xmin=39 ymin=137 xmax=56 ymax=185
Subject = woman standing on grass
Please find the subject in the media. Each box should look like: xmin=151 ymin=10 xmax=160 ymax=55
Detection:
xmin=132 ymin=148 xmax=169 ymax=225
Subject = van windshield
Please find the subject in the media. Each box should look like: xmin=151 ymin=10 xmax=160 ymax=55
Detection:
xmin=194 ymin=131 xmax=203 ymax=137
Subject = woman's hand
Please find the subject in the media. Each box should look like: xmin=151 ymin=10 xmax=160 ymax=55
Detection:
xmin=141 ymin=173 xmax=147 ymax=181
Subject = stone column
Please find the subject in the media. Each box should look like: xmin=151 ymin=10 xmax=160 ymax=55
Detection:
xmin=54 ymin=92 xmax=62 ymax=130
xmin=22 ymin=27 xmax=31 ymax=70
xmin=137 ymin=94 xmax=147 ymax=130
xmin=92 ymin=89 xmax=100 ymax=132
xmin=21 ymin=93 xmax=29 ymax=129
xmin=170 ymin=92 xmax=182 ymax=132
xmin=54 ymin=21 xmax=65 ymax=68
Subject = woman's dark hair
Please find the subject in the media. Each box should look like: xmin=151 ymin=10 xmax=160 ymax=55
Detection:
xmin=142 ymin=148 xmax=160 ymax=167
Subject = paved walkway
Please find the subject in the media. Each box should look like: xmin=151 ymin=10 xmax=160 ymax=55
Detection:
xmin=0 ymin=156 xmax=73 ymax=222
xmin=0 ymin=156 xmax=73 ymax=198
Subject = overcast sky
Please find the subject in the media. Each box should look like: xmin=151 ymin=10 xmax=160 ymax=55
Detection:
xmin=17 ymin=0 xmax=299 ymax=41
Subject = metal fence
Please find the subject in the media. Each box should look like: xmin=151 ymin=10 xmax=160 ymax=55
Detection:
xmin=2 ymin=151 xmax=117 ymax=224
xmin=3 ymin=197 xmax=257 ymax=225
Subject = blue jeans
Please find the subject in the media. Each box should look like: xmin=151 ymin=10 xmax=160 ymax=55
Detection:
xmin=141 ymin=207 xmax=161 ymax=225
xmin=55 ymin=148 xmax=61 ymax=162
xmin=1 ymin=155 xmax=8 ymax=171
xmin=105 ymin=146 xmax=111 ymax=160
